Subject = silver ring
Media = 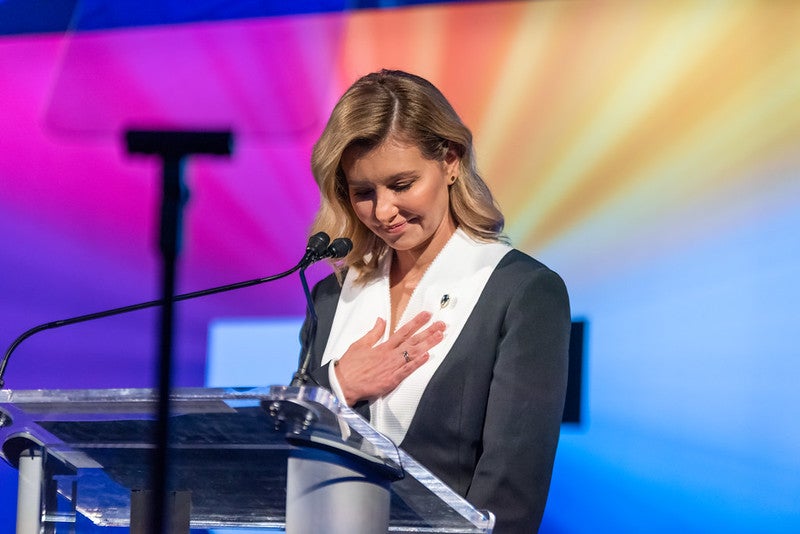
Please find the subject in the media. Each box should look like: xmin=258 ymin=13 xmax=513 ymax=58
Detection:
xmin=402 ymin=350 xmax=410 ymax=363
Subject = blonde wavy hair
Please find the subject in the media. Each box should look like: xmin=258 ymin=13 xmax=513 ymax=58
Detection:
xmin=310 ymin=69 xmax=505 ymax=281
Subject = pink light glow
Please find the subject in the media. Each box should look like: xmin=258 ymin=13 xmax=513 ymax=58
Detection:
xmin=0 ymin=15 xmax=349 ymax=389
xmin=44 ymin=14 xmax=345 ymax=139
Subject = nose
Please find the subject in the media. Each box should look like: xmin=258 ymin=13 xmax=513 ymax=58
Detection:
xmin=374 ymin=190 xmax=398 ymax=223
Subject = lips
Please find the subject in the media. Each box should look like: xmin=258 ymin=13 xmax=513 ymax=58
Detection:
xmin=383 ymin=221 xmax=407 ymax=234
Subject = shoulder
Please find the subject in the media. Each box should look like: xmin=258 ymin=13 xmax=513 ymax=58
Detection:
xmin=313 ymin=271 xmax=342 ymax=294
xmin=462 ymin=230 xmax=553 ymax=279
xmin=496 ymin=248 xmax=545 ymax=271
xmin=493 ymin=249 xmax=565 ymax=285
xmin=485 ymin=248 xmax=570 ymax=310
xmin=310 ymin=271 xmax=345 ymax=310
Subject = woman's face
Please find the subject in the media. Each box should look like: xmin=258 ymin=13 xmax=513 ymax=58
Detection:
xmin=342 ymin=134 xmax=459 ymax=257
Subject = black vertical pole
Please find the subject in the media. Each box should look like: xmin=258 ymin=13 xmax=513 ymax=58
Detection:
xmin=126 ymin=129 xmax=232 ymax=534
xmin=151 ymin=155 xmax=184 ymax=534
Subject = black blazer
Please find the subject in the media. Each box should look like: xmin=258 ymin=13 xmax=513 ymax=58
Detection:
xmin=304 ymin=249 xmax=571 ymax=533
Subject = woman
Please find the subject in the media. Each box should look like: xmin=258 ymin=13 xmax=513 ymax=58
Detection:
xmin=302 ymin=69 xmax=570 ymax=533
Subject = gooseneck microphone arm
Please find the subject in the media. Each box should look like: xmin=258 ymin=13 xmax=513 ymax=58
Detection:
xmin=0 ymin=232 xmax=334 ymax=390
xmin=292 ymin=267 xmax=318 ymax=387
xmin=291 ymin=237 xmax=353 ymax=387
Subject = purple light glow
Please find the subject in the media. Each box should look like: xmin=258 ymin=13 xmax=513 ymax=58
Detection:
xmin=1 ymin=18 xmax=342 ymax=390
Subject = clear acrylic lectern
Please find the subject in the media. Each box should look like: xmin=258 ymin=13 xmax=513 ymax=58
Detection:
xmin=0 ymin=386 xmax=494 ymax=532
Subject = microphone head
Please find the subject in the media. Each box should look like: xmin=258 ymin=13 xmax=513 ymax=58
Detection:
xmin=327 ymin=238 xmax=353 ymax=259
xmin=306 ymin=232 xmax=330 ymax=257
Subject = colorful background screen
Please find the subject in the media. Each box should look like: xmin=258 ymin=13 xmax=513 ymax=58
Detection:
xmin=1 ymin=0 xmax=799 ymax=531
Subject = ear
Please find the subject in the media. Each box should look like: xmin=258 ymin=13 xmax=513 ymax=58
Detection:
xmin=444 ymin=146 xmax=460 ymax=181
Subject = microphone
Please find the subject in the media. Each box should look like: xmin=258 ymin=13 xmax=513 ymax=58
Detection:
xmin=0 ymin=233 xmax=338 ymax=390
xmin=322 ymin=237 xmax=353 ymax=261
xmin=299 ymin=232 xmax=331 ymax=268
xmin=290 ymin=237 xmax=352 ymax=387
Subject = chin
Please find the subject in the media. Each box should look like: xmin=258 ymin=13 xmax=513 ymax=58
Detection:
xmin=395 ymin=234 xmax=437 ymax=253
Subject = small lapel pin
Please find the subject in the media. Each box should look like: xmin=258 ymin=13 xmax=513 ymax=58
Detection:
xmin=440 ymin=294 xmax=450 ymax=308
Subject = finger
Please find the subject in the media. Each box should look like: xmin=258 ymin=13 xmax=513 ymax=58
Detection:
xmin=414 ymin=328 xmax=445 ymax=355
xmin=360 ymin=317 xmax=386 ymax=347
xmin=397 ymin=351 xmax=430 ymax=377
xmin=390 ymin=311 xmax=433 ymax=345
xmin=406 ymin=320 xmax=446 ymax=348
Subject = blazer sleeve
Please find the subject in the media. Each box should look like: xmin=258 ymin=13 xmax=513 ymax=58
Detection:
xmin=465 ymin=266 xmax=571 ymax=533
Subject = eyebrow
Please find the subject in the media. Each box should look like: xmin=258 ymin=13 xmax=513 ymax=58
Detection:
xmin=347 ymin=171 xmax=417 ymax=187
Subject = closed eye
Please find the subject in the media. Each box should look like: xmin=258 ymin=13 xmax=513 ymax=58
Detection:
xmin=350 ymin=188 xmax=374 ymax=199
xmin=390 ymin=181 xmax=412 ymax=192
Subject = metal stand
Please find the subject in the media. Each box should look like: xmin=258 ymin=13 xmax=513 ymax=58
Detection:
xmin=125 ymin=129 xmax=232 ymax=534
xmin=130 ymin=489 xmax=191 ymax=534
xmin=286 ymin=448 xmax=392 ymax=534
xmin=16 ymin=448 xmax=43 ymax=534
